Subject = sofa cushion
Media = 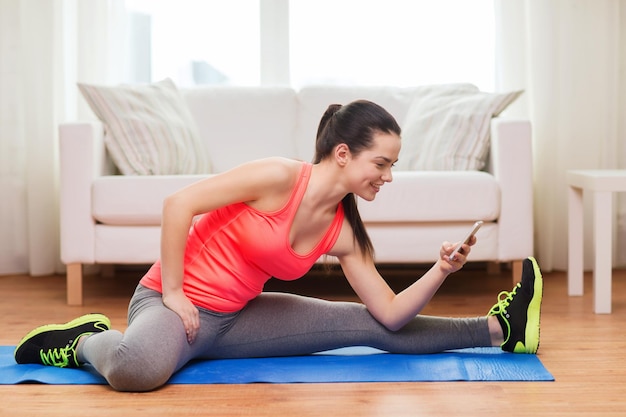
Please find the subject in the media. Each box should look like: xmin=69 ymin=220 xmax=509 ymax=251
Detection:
xmin=182 ymin=86 xmax=298 ymax=172
xmin=92 ymin=171 xmax=499 ymax=226
xmin=78 ymin=78 xmax=212 ymax=175
xmin=397 ymin=86 xmax=522 ymax=171
xmin=357 ymin=171 xmax=500 ymax=222
xmin=92 ymin=175 xmax=207 ymax=226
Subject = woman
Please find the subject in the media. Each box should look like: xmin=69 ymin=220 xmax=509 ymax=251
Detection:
xmin=15 ymin=100 xmax=543 ymax=392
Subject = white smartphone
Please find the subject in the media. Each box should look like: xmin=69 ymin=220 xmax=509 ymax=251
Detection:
xmin=449 ymin=221 xmax=483 ymax=261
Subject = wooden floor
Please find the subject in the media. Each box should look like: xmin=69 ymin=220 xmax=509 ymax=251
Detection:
xmin=1 ymin=264 xmax=626 ymax=416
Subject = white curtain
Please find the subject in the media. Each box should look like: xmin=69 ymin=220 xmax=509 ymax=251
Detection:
xmin=0 ymin=0 xmax=125 ymax=276
xmin=495 ymin=0 xmax=626 ymax=271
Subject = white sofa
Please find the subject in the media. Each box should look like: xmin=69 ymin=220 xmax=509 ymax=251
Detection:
xmin=59 ymin=85 xmax=533 ymax=305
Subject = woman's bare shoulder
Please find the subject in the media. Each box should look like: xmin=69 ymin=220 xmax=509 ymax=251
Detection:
xmin=223 ymin=157 xmax=305 ymax=211
xmin=240 ymin=157 xmax=304 ymax=187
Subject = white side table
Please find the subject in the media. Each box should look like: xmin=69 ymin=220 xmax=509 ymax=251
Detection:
xmin=567 ymin=170 xmax=626 ymax=313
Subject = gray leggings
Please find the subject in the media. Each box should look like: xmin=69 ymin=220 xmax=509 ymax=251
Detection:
xmin=78 ymin=284 xmax=491 ymax=392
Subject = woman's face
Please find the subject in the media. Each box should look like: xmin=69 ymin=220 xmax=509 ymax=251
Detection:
xmin=347 ymin=131 xmax=401 ymax=201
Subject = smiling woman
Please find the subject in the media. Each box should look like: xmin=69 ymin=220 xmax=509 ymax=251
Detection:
xmin=14 ymin=96 xmax=544 ymax=392
xmin=123 ymin=0 xmax=496 ymax=89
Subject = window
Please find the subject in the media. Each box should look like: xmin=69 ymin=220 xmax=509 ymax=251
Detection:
xmin=289 ymin=0 xmax=495 ymax=90
xmin=125 ymin=0 xmax=260 ymax=86
xmin=125 ymin=0 xmax=495 ymax=90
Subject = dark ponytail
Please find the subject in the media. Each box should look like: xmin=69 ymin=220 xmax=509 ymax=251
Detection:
xmin=313 ymin=100 xmax=401 ymax=260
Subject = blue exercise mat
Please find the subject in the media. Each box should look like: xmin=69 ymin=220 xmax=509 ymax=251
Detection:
xmin=0 ymin=346 xmax=553 ymax=385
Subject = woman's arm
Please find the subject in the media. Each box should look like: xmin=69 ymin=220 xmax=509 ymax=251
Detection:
xmin=160 ymin=157 xmax=298 ymax=342
xmin=333 ymin=221 xmax=475 ymax=331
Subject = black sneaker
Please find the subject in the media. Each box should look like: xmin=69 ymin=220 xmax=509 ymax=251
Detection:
xmin=487 ymin=257 xmax=543 ymax=354
xmin=14 ymin=313 xmax=111 ymax=368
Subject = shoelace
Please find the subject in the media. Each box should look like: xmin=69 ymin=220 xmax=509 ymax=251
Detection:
xmin=488 ymin=283 xmax=521 ymax=317
xmin=39 ymin=345 xmax=73 ymax=368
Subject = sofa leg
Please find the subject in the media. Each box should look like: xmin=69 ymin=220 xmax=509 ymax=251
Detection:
xmin=511 ymin=260 xmax=523 ymax=287
xmin=66 ymin=263 xmax=83 ymax=306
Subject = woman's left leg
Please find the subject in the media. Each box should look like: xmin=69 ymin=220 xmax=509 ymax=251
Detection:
xmin=207 ymin=292 xmax=492 ymax=358
xmin=209 ymin=256 xmax=543 ymax=358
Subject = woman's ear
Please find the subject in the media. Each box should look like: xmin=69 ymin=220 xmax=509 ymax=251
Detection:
xmin=334 ymin=143 xmax=350 ymax=166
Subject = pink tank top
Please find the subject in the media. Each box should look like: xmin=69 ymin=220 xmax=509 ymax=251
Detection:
xmin=140 ymin=162 xmax=345 ymax=312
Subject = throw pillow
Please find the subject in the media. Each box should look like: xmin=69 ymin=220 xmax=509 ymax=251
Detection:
xmin=397 ymin=87 xmax=523 ymax=171
xmin=78 ymin=78 xmax=212 ymax=175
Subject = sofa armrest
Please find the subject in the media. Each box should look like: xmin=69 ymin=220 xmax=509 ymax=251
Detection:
xmin=59 ymin=121 xmax=108 ymax=264
xmin=488 ymin=119 xmax=534 ymax=261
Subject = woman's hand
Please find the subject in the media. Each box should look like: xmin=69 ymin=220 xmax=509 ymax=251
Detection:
xmin=439 ymin=235 xmax=476 ymax=274
xmin=162 ymin=289 xmax=200 ymax=344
